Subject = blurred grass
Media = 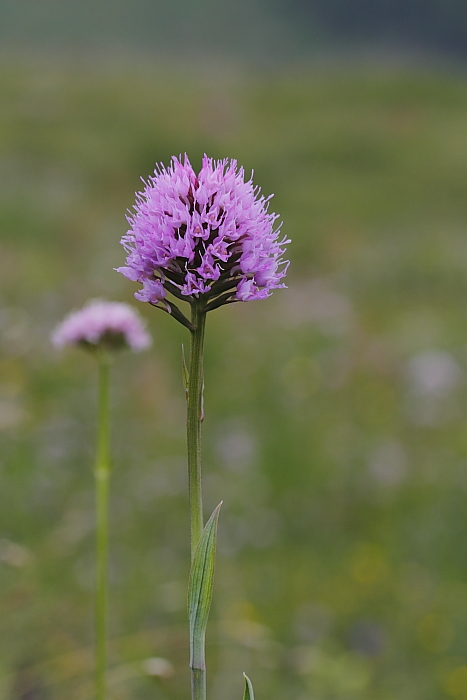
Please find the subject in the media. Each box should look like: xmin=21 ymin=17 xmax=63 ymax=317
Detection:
xmin=2 ymin=56 xmax=467 ymax=699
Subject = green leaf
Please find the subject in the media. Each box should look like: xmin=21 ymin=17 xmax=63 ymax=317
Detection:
xmin=181 ymin=343 xmax=189 ymax=396
xmin=188 ymin=502 xmax=222 ymax=670
xmin=243 ymin=673 xmax=255 ymax=700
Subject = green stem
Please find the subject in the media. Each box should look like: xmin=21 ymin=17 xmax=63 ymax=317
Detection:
xmin=187 ymin=301 xmax=207 ymax=700
xmin=191 ymin=667 xmax=206 ymax=700
xmin=95 ymin=352 xmax=111 ymax=700
xmin=187 ymin=302 xmax=206 ymax=557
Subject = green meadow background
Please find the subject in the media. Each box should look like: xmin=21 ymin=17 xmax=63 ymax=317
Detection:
xmin=3 ymin=54 xmax=467 ymax=700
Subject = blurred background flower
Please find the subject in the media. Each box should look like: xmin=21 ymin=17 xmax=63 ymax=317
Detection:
xmin=2 ymin=2 xmax=467 ymax=699
xmin=52 ymin=299 xmax=151 ymax=352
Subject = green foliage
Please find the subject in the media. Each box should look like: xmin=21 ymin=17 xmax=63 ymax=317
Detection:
xmin=243 ymin=673 xmax=255 ymax=700
xmin=181 ymin=344 xmax=189 ymax=398
xmin=188 ymin=503 xmax=222 ymax=670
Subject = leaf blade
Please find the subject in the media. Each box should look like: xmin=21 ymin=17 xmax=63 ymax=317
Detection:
xmin=188 ymin=502 xmax=222 ymax=669
xmin=243 ymin=673 xmax=255 ymax=700
xmin=181 ymin=343 xmax=189 ymax=396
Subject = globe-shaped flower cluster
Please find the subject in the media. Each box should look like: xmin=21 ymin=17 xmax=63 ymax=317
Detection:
xmin=117 ymin=155 xmax=289 ymax=325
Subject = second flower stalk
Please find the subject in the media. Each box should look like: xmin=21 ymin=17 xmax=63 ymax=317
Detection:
xmin=95 ymin=350 xmax=111 ymax=700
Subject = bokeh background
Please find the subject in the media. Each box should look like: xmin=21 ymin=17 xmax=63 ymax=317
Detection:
xmin=3 ymin=2 xmax=467 ymax=699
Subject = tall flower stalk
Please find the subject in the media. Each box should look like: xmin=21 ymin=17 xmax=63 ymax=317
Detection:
xmin=118 ymin=154 xmax=289 ymax=700
xmin=186 ymin=301 xmax=208 ymax=700
xmin=187 ymin=301 xmax=206 ymax=557
xmin=52 ymin=299 xmax=151 ymax=700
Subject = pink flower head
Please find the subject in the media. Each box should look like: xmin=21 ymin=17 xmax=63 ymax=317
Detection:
xmin=117 ymin=155 xmax=289 ymax=327
xmin=52 ymin=299 xmax=151 ymax=352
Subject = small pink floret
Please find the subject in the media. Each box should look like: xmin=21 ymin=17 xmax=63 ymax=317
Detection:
xmin=52 ymin=299 xmax=151 ymax=352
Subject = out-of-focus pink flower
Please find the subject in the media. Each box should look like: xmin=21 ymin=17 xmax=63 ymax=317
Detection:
xmin=52 ymin=299 xmax=151 ymax=352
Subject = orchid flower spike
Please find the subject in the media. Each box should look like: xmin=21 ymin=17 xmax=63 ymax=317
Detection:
xmin=117 ymin=155 xmax=290 ymax=329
